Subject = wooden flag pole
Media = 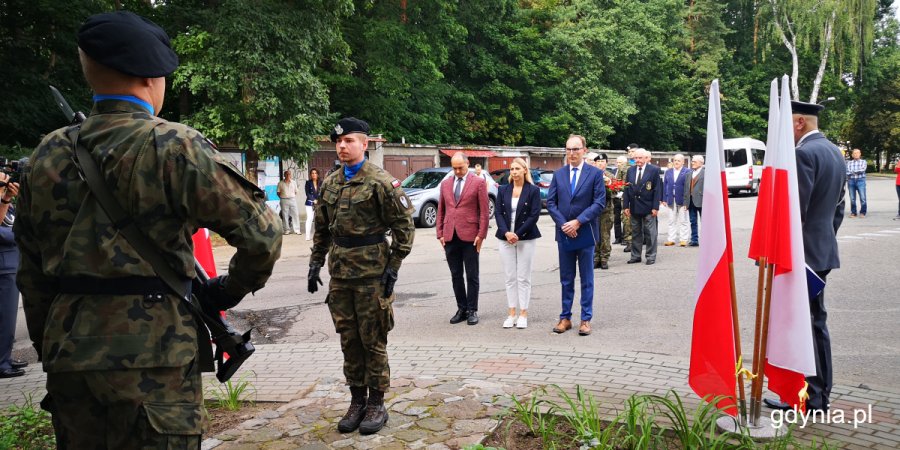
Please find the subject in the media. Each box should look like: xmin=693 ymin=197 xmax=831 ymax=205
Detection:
xmin=749 ymin=257 xmax=768 ymax=422
xmin=727 ymin=262 xmax=747 ymax=421
xmin=752 ymin=263 xmax=776 ymax=424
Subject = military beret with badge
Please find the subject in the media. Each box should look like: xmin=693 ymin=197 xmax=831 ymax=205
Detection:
xmin=790 ymin=101 xmax=825 ymax=116
xmin=330 ymin=117 xmax=370 ymax=142
xmin=77 ymin=11 xmax=178 ymax=78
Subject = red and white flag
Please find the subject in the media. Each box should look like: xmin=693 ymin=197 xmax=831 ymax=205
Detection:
xmin=747 ymin=79 xmax=779 ymax=261
xmin=689 ymin=79 xmax=738 ymax=416
xmin=192 ymin=228 xmax=218 ymax=277
xmin=765 ymin=76 xmax=817 ymax=410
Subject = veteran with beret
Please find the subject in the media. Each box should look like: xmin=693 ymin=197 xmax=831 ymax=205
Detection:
xmin=15 ymin=11 xmax=282 ymax=447
xmin=308 ymin=117 xmax=415 ymax=434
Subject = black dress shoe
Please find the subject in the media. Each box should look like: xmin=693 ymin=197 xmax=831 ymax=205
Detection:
xmin=626 ymin=258 xmax=641 ymax=264
xmin=614 ymin=239 xmax=623 ymax=245
xmin=450 ymin=309 xmax=468 ymax=324
xmin=645 ymin=260 xmax=655 ymax=265
xmin=10 ymin=359 xmax=28 ymax=369
xmin=763 ymin=397 xmax=791 ymax=410
xmin=467 ymin=311 xmax=479 ymax=325
xmin=688 ymin=242 xmax=699 ymax=247
xmin=600 ymin=262 xmax=608 ymax=270
xmin=0 ymin=368 xmax=25 ymax=378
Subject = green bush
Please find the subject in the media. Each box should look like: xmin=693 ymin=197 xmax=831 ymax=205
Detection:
xmin=0 ymin=393 xmax=55 ymax=450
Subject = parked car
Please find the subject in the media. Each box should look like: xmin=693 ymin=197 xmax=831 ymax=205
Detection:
xmin=402 ymin=167 xmax=498 ymax=228
xmin=490 ymin=168 xmax=554 ymax=208
xmin=724 ymin=137 xmax=766 ymax=196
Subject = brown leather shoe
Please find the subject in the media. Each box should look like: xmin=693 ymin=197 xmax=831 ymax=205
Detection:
xmin=552 ymin=318 xmax=572 ymax=334
xmin=664 ymin=241 xmax=675 ymax=246
xmin=578 ymin=321 xmax=592 ymax=336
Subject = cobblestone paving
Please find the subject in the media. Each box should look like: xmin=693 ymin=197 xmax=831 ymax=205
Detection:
xmin=3 ymin=342 xmax=899 ymax=449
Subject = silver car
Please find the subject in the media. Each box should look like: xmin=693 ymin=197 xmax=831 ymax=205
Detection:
xmin=401 ymin=167 xmax=497 ymax=228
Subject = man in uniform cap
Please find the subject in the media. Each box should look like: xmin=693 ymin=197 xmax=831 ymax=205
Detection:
xmin=592 ymin=153 xmax=615 ymax=269
xmin=765 ymin=100 xmax=845 ymax=413
xmin=309 ymin=117 xmax=415 ymax=434
xmin=16 ymin=10 xmax=282 ymax=447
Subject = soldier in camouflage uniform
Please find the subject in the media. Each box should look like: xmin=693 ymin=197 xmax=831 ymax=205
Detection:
xmin=15 ymin=11 xmax=282 ymax=448
xmin=593 ymin=154 xmax=615 ymax=270
xmin=308 ymin=117 xmax=415 ymax=435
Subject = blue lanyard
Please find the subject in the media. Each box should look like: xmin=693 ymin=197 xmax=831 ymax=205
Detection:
xmin=92 ymin=95 xmax=155 ymax=115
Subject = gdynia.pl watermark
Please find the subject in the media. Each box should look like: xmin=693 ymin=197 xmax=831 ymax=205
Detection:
xmin=771 ymin=404 xmax=874 ymax=429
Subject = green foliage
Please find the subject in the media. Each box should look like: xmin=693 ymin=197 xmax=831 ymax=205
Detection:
xmin=497 ymin=386 xmax=835 ymax=449
xmin=207 ymin=373 xmax=256 ymax=411
xmin=172 ymin=0 xmax=353 ymax=161
xmin=0 ymin=393 xmax=55 ymax=450
xmin=462 ymin=445 xmax=505 ymax=450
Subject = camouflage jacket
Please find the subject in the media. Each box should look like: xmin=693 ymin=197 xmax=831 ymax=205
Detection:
xmin=311 ymin=160 xmax=414 ymax=280
xmin=14 ymin=100 xmax=282 ymax=372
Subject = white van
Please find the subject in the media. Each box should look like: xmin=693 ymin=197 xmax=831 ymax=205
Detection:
xmin=723 ymin=137 xmax=766 ymax=196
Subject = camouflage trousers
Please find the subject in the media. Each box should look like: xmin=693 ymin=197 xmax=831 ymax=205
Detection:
xmin=595 ymin=211 xmax=614 ymax=264
xmin=42 ymin=361 xmax=205 ymax=449
xmin=327 ymin=279 xmax=394 ymax=391
xmin=622 ymin=207 xmax=632 ymax=244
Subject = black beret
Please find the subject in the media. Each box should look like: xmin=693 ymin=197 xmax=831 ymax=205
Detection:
xmin=597 ymin=153 xmax=608 ymax=161
xmin=330 ymin=117 xmax=370 ymax=142
xmin=791 ymin=101 xmax=825 ymax=116
xmin=77 ymin=11 xmax=178 ymax=78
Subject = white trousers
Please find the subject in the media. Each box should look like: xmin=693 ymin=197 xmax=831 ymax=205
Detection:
xmin=305 ymin=205 xmax=315 ymax=237
xmin=499 ymin=239 xmax=536 ymax=310
xmin=666 ymin=204 xmax=690 ymax=243
xmin=280 ymin=198 xmax=300 ymax=233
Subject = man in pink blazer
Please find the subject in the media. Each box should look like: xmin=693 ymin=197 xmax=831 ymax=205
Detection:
xmin=437 ymin=152 xmax=490 ymax=325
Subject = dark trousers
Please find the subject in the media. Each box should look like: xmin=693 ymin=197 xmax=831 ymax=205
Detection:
xmin=558 ymin=243 xmax=594 ymax=322
xmin=0 ymin=272 xmax=18 ymax=370
xmin=895 ymin=185 xmax=900 ymax=215
xmin=807 ymin=270 xmax=832 ymax=411
xmin=445 ymin=235 xmax=480 ymax=312
xmin=613 ymin=198 xmax=623 ymax=241
xmin=688 ymin=203 xmax=702 ymax=244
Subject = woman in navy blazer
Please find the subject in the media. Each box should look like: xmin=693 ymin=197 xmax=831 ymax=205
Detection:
xmin=304 ymin=168 xmax=322 ymax=240
xmin=495 ymin=158 xmax=542 ymax=329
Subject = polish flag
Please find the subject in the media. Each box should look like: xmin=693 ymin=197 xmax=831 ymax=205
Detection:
xmin=747 ymin=79 xmax=779 ymax=261
xmin=765 ymin=76 xmax=817 ymax=410
xmin=689 ymin=80 xmax=738 ymax=416
xmin=192 ymin=228 xmax=218 ymax=277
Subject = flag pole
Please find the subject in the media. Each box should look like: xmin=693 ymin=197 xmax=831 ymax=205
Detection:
xmin=752 ymin=263 xmax=776 ymax=424
xmin=749 ymin=258 xmax=767 ymax=422
xmin=728 ymin=261 xmax=747 ymax=421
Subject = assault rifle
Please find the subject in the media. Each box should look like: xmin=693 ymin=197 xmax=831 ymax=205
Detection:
xmin=48 ymin=85 xmax=254 ymax=382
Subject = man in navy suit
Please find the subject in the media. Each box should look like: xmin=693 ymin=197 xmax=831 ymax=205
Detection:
xmin=765 ymin=101 xmax=846 ymax=413
xmin=623 ymin=149 xmax=661 ymax=265
xmin=546 ymin=135 xmax=606 ymax=336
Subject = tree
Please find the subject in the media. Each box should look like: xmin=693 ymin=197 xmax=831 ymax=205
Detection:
xmin=762 ymin=0 xmax=877 ymax=102
xmin=172 ymin=0 xmax=352 ymax=163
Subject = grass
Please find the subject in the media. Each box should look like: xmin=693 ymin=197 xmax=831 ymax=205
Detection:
xmin=0 ymin=393 xmax=55 ymax=450
xmin=206 ymin=372 xmax=256 ymax=411
xmin=493 ymin=385 xmax=836 ymax=450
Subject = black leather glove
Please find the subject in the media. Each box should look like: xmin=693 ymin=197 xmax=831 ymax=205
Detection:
xmin=201 ymin=275 xmax=243 ymax=313
xmin=381 ymin=267 xmax=398 ymax=298
xmin=308 ymin=264 xmax=323 ymax=293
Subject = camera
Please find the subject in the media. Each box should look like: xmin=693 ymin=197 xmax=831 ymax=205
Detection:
xmin=0 ymin=157 xmax=28 ymax=186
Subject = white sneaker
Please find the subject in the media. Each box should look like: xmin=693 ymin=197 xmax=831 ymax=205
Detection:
xmin=503 ymin=316 xmax=516 ymax=328
xmin=516 ymin=316 xmax=528 ymax=329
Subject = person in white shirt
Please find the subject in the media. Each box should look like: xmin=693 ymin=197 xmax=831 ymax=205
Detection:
xmin=277 ymin=170 xmax=301 ymax=235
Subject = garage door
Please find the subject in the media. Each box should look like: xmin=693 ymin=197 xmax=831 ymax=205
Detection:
xmin=490 ymin=157 xmax=516 ymax=171
xmin=308 ymin=151 xmax=340 ymax=176
xmin=531 ymin=155 xmax=565 ymax=171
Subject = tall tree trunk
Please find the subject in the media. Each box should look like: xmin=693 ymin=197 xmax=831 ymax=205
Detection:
xmin=809 ymin=11 xmax=836 ymax=103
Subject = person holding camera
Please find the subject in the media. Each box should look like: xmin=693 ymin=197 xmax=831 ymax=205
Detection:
xmin=0 ymin=173 xmax=26 ymax=378
xmin=15 ymin=11 xmax=281 ymax=447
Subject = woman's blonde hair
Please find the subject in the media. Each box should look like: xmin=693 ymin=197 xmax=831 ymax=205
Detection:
xmin=511 ymin=157 xmax=533 ymax=184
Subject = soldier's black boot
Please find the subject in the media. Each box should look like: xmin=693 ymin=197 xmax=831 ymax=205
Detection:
xmin=359 ymin=389 xmax=389 ymax=435
xmin=337 ymin=386 xmax=368 ymax=433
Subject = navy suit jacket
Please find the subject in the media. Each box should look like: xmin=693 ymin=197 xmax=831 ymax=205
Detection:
xmin=495 ymin=183 xmax=542 ymax=241
xmin=0 ymin=208 xmax=17 ymax=275
xmin=662 ymin=166 xmax=690 ymax=206
xmin=546 ymin=164 xmax=606 ymax=243
xmin=796 ymin=132 xmax=846 ymax=271
xmin=623 ymin=164 xmax=662 ymax=216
